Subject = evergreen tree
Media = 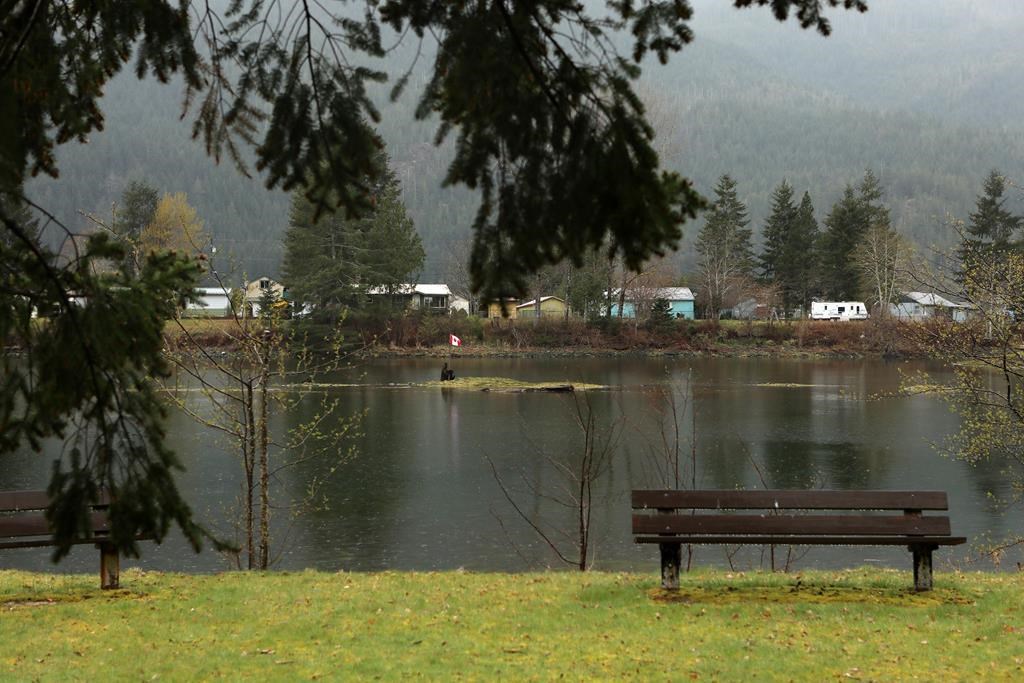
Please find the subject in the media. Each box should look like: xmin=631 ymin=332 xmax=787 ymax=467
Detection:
xmin=818 ymin=186 xmax=863 ymax=300
xmin=857 ymin=169 xmax=890 ymax=230
xmin=647 ymin=298 xmax=674 ymax=332
xmin=114 ymin=182 xmax=158 ymax=244
xmin=792 ymin=192 xmax=821 ymax=312
xmin=819 ymin=170 xmax=889 ymax=300
xmin=957 ymin=170 xmax=1023 ymax=276
xmin=283 ymin=153 xmax=423 ymax=319
xmin=759 ymin=180 xmax=799 ymax=311
xmin=696 ymin=175 xmax=755 ymax=318
xmin=112 ymin=181 xmax=159 ymax=275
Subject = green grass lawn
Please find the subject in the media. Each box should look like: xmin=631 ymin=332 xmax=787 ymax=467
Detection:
xmin=2 ymin=569 xmax=1022 ymax=680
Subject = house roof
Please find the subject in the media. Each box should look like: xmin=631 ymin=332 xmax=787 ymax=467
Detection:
xmin=657 ymin=287 xmax=695 ymax=301
xmin=902 ymin=291 xmax=965 ymax=308
xmin=414 ymin=284 xmax=452 ymax=296
xmin=367 ymin=283 xmax=452 ymax=296
xmin=516 ymin=296 xmax=564 ymax=309
xmin=604 ymin=287 xmax=694 ymax=301
xmin=194 ymin=287 xmax=232 ymax=296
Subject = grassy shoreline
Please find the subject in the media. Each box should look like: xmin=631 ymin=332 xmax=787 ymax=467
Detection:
xmin=3 ymin=568 xmax=1021 ymax=679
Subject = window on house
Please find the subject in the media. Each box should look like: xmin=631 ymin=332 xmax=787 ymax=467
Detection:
xmin=260 ymin=279 xmax=269 ymax=290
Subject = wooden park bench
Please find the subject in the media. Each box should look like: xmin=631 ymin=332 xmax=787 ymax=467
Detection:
xmin=0 ymin=490 xmax=139 ymax=589
xmin=632 ymin=489 xmax=966 ymax=591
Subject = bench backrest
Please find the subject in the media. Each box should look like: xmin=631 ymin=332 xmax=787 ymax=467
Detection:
xmin=632 ymin=489 xmax=952 ymax=537
xmin=0 ymin=490 xmax=112 ymax=545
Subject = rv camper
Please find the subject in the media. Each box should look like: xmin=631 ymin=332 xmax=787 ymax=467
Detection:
xmin=810 ymin=301 xmax=869 ymax=321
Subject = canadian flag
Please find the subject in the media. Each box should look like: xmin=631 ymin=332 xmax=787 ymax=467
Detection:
xmin=449 ymin=334 xmax=462 ymax=347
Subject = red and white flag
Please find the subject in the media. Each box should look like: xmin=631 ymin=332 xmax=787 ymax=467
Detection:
xmin=449 ymin=334 xmax=462 ymax=347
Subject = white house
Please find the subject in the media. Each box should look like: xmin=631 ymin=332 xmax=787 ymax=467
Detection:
xmin=185 ymin=287 xmax=232 ymax=317
xmin=245 ymin=277 xmax=286 ymax=316
xmin=890 ymin=292 xmax=970 ymax=322
xmin=367 ymin=283 xmax=452 ymax=312
xmin=449 ymin=295 xmax=471 ymax=314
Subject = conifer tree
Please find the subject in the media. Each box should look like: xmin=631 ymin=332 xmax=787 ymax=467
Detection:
xmin=696 ymin=175 xmax=755 ymax=319
xmin=819 ymin=170 xmax=889 ymax=300
xmin=858 ymin=169 xmax=890 ymax=229
xmin=283 ymin=153 xmax=424 ymax=319
xmin=759 ymin=180 xmax=799 ymax=312
xmin=792 ymin=191 xmax=821 ymax=312
xmin=957 ymin=170 xmax=1023 ymax=278
xmin=112 ymin=181 xmax=159 ymax=275
xmin=647 ymin=298 xmax=674 ymax=332
xmin=818 ymin=185 xmax=863 ymax=300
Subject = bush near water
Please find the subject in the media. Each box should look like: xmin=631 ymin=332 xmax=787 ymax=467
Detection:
xmin=166 ymin=315 xmax=928 ymax=357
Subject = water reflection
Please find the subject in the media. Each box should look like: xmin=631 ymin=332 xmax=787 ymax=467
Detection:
xmin=2 ymin=357 xmax=1018 ymax=574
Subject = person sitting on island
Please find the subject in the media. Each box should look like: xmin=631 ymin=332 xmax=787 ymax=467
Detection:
xmin=441 ymin=363 xmax=450 ymax=381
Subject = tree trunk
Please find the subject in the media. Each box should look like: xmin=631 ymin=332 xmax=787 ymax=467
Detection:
xmin=244 ymin=380 xmax=256 ymax=570
xmin=258 ymin=332 xmax=271 ymax=570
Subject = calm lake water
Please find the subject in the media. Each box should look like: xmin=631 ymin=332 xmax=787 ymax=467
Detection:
xmin=2 ymin=356 xmax=1018 ymax=574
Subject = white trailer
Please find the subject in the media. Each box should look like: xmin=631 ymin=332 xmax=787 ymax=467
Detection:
xmin=810 ymin=301 xmax=869 ymax=321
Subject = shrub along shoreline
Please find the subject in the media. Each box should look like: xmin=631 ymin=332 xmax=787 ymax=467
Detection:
xmin=2 ymin=569 xmax=1021 ymax=679
xmin=166 ymin=317 xmax=930 ymax=359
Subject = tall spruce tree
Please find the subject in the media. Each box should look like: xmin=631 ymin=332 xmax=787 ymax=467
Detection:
xmin=112 ymin=181 xmax=159 ymax=275
xmin=957 ymin=170 xmax=1023 ymax=277
xmin=818 ymin=186 xmax=863 ymax=300
xmin=759 ymin=180 xmax=799 ymax=311
xmin=819 ymin=170 xmax=889 ymax=300
xmin=283 ymin=153 xmax=424 ymax=319
xmin=792 ymin=192 xmax=821 ymax=312
xmin=696 ymin=175 xmax=754 ymax=318
xmin=857 ymin=169 xmax=892 ymax=242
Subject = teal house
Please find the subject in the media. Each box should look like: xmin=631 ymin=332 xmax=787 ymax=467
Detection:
xmin=610 ymin=287 xmax=696 ymax=320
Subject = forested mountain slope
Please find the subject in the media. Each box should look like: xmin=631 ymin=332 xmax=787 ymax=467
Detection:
xmin=25 ymin=1 xmax=1024 ymax=280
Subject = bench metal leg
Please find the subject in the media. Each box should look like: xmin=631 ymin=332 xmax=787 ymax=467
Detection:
xmin=99 ymin=542 xmax=120 ymax=590
xmin=659 ymin=542 xmax=682 ymax=591
xmin=911 ymin=544 xmax=935 ymax=592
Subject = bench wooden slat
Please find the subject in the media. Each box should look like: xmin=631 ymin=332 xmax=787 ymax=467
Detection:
xmin=632 ymin=490 xmax=949 ymax=511
xmin=632 ymin=513 xmax=952 ymax=536
xmin=0 ymin=512 xmax=111 ymax=539
xmin=634 ymin=534 xmax=967 ymax=546
xmin=0 ymin=490 xmax=111 ymax=513
xmin=0 ymin=490 xmax=52 ymax=512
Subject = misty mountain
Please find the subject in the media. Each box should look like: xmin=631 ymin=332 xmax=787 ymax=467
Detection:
xmin=24 ymin=0 xmax=1024 ymax=281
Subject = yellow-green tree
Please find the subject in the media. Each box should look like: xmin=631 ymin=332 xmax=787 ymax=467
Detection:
xmin=905 ymin=218 xmax=1024 ymax=561
xmin=140 ymin=192 xmax=208 ymax=256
